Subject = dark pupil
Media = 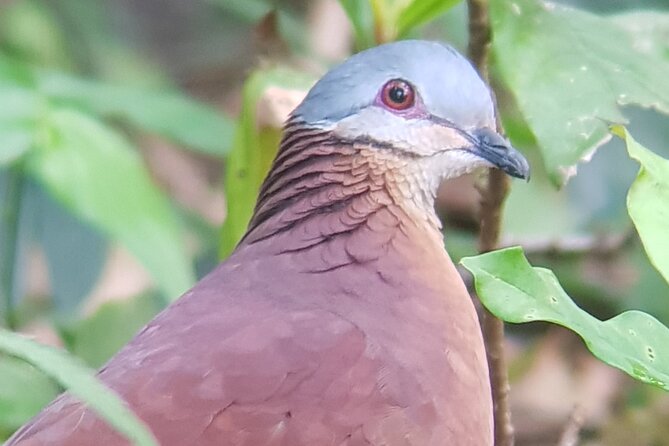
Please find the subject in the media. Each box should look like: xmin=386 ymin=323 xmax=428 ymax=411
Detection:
xmin=389 ymin=85 xmax=406 ymax=103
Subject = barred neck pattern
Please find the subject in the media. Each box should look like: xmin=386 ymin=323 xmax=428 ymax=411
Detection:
xmin=239 ymin=118 xmax=442 ymax=262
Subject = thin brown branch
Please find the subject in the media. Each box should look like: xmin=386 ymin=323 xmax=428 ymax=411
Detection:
xmin=557 ymin=405 xmax=585 ymax=446
xmin=467 ymin=0 xmax=514 ymax=445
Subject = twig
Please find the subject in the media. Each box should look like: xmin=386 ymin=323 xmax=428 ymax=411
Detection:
xmin=502 ymin=231 xmax=633 ymax=257
xmin=1 ymin=163 xmax=25 ymax=330
xmin=467 ymin=1 xmax=514 ymax=445
xmin=557 ymin=405 xmax=585 ymax=446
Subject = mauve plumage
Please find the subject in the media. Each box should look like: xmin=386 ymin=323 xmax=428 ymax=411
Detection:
xmin=7 ymin=40 xmax=529 ymax=446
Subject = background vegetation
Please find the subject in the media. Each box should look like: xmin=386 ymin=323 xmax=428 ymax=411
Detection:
xmin=1 ymin=0 xmax=669 ymax=444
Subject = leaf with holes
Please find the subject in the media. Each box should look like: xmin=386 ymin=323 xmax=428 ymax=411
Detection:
xmin=461 ymin=247 xmax=669 ymax=390
xmin=491 ymin=0 xmax=669 ymax=186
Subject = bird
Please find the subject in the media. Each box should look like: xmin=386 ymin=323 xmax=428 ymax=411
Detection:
xmin=7 ymin=40 xmax=529 ymax=446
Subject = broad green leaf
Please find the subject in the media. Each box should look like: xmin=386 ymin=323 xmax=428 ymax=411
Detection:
xmin=396 ymin=0 xmax=461 ymax=38
xmin=27 ymin=109 xmax=194 ymax=300
xmin=0 ymin=329 xmax=157 ymax=445
xmin=461 ymin=247 xmax=669 ymax=391
xmin=491 ymin=0 xmax=669 ymax=186
xmin=338 ymin=0 xmax=376 ymax=48
xmin=612 ymin=11 xmax=669 ymax=61
xmin=37 ymin=73 xmax=233 ymax=157
xmin=62 ymin=294 xmax=162 ymax=368
xmin=613 ymin=126 xmax=669 ymax=285
xmin=219 ymin=67 xmax=313 ymax=257
xmin=0 ymin=86 xmax=41 ymax=165
xmin=0 ymin=356 xmax=59 ymax=439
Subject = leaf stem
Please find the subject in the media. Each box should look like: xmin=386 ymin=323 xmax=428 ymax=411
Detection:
xmin=467 ymin=0 xmax=515 ymax=445
xmin=1 ymin=163 xmax=25 ymax=330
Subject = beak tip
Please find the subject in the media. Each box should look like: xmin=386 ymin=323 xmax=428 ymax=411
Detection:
xmin=512 ymin=158 xmax=531 ymax=182
xmin=493 ymin=148 xmax=530 ymax=181
xmin=471 ymin=128 xmax=530 ymax=182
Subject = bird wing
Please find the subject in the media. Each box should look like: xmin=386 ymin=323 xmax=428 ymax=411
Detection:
xmin=6 ymin=261 xmax=429 ymax=446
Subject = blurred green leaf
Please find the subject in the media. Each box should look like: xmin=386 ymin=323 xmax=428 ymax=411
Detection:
xmin=0 ymin=0 xmax=74 ymax=70
xmin=36 ymin=188 xmax=108 ymax=315
xmin=0 ymin=86 xmax=41 ymax=166
xmin=38 ymin=73 xmax=233 ymax=157
xmin=491 ymin=0 xmax=669 ymax=186
xmin=0 ymin=54 xmax=35 ymax=86
xmin=461 ymin=247 xmax=669 ymax=391
xmin=0 ymin=356 xmax=58 ymax=440
xmin=210 ymin=0 xmax=272 ymax=22
xmin=27 ymin=109 xmax=194 ymax=300
xmin=0 ymin=355 xmax=59 ymax=439
xmin=396 ymin=0 xmax=461 ymax=38
xmin=220 ymin=67 xmax=313 ymax=257
xmin=338 ymin=0 xmax=376 ymax=48
xmin=613 ymin=126 xmax=669 ymax=285
xmin=62 ymin=294 xmax=161 ymax=368
xmin=0 ymin=328 xmax=157 ymax=445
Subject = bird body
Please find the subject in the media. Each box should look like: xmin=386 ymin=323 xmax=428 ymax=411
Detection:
xmin=7 ymin=40 xmax=529 ymax=446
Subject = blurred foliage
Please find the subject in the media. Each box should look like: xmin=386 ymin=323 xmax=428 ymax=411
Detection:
xmin=0 ymin=0 xmax=669 ymax=444
xmin=220 ymin=67 xmax=314 ymax=257
xmin=0 ymin=327 xmax=158 ymax=445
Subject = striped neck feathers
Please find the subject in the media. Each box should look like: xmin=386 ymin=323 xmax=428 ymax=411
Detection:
xmin=239 ymin=119 xmax=444 ymax=258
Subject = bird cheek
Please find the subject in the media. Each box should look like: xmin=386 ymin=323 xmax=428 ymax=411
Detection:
xmin=411 ymin=126 xmax=472 ymax=157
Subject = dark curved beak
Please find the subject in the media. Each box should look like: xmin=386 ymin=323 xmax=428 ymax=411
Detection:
xmin=470 ymin=128 xmax=530 ymax=180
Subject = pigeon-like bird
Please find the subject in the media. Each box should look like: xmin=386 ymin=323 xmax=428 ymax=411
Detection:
xmin=7 ymin=40 xmax=529 ymax=446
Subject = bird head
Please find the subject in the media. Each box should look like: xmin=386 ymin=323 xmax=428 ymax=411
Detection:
xmin=292 ymin=40 xmax=530 ymax=193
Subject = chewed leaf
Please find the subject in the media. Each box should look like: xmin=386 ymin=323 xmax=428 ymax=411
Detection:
xmin=491 ymin=0 xmax=669 ymax=186
xmin=461 ymin=247 xmax=669 ymax=390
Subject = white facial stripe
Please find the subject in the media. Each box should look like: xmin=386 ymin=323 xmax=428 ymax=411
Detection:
xmin=331 ymin=107 xmax=473 ymax=157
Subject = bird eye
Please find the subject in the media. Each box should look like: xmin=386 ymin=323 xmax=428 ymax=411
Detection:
xmin=381 ymin=79 xmax=415 ymax=111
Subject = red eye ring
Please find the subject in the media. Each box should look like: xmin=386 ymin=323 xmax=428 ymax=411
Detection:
xmin=381 ymin=79 xmax=415 ymax=110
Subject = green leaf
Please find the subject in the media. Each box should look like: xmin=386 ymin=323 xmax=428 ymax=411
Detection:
xmin=461 ymin=247 xmax=669 ymax=391
xmin=338 ymin=0 xmax=376 ymax=48
xmin=0 ymin=356 xmax=59 ymax=439
xmin=0 ymin=0 xmax=74 ymax=70
xmin=491 ymin=0 xmax=669 ymax=186
xmin=396 ymin=0 xmax=461 ymax=38
xmin=613 ymin=126 xmax=669 ymax=285
xmin=209 ymin=0 xmax=272 ymax=22
xmin=38 ymin=73 xmax=233 ymax=156
xmin=0 ymin=329 xmax=157 ymax=445
xmin=27 ymin=109 xmax=194 ymax=300
xmin=219 ymin=67 xmax=313 ymax=257
xmin=611 ymin=11 xmax=669 ymax=61
xmin=63 ymin=294 xmax=161 ymax=368
xmin=0 ymin=86 xmax=42 ymax=166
